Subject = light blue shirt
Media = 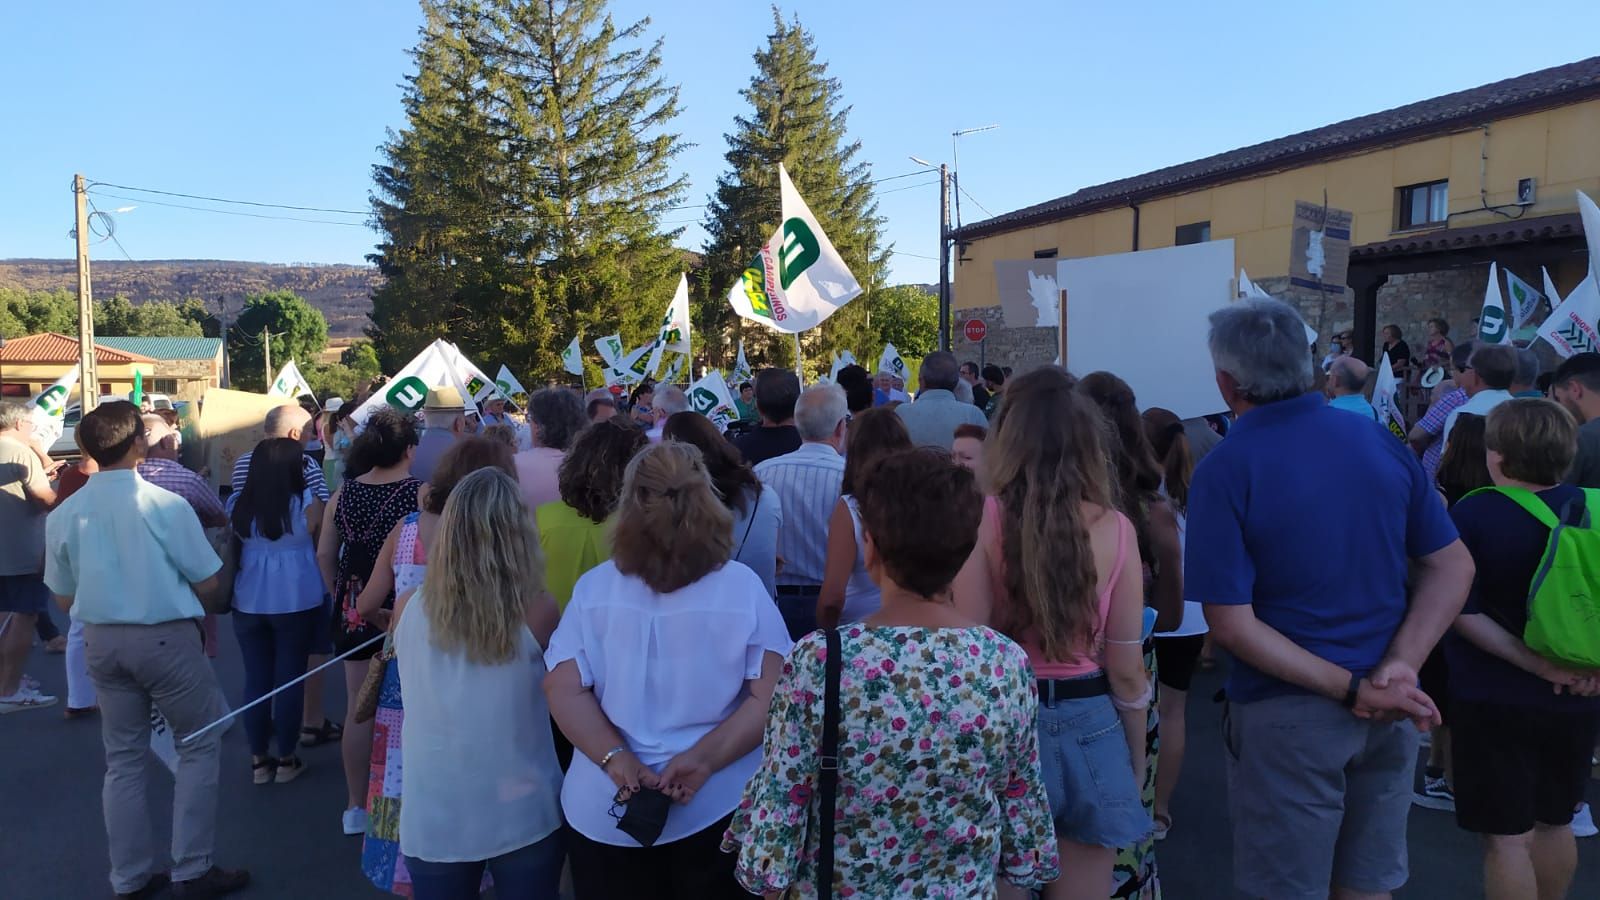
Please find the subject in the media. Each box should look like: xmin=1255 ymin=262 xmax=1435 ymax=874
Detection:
xmin=45 ymin=469 xmax=222 ymax=625
xmin=228 ymin=488 xmax=324 ymax=615
xmin=754 ymin=442 xmax=845 ymax=587
xmin=1328 ymin=393 xmax=1380 ymax=423
xmin=895 ymin=389 xmax=991 ymax=449
xmin=730 ymin=484 xmax=782 ymax=599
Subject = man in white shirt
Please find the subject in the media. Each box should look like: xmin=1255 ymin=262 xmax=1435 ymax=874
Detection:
xmin=754 ymin=384 xmax=848 ymax=640
xmin=646 ymin=385 xmax=690 ymax=443
xmin=1444 ymin=343 xmax=1517 ymax=445
xmin=44 ymin=401 xmax=249 ymax=899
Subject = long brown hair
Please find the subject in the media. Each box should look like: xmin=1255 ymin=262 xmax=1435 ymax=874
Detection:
xmin=1141 ymin=407 xmax=1193 ymax=512
xmin=661 ymin=411 xmax=760 ymax=514
xmin=841 ymin=407 xmax=913 ymax=496
xmin=1436 ymin=414 xmax=1491 ymax=506
xmin=988 ymin=367 xmax=1116 ymax=661
xmin=1079 ymin=372 xmax=1162 ymax=559
xmin=611 ymin=442 xmax=734 ymax=594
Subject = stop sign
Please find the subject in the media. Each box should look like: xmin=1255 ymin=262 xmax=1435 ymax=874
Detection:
xmin=963 ymin=318 xmax=988 ymax=343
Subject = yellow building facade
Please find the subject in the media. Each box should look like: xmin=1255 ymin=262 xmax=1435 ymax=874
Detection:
xmin=952 ymin=57 xmax=1600 ymax=365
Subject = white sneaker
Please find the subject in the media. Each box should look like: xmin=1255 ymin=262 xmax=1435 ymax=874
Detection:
xmin=342 ymin=806 xmax=367 ymax=836
xmin=1573 ymin=804 xmax=1598 ymax=839
xmin=0 ymin=687 xmax=59 ymax=714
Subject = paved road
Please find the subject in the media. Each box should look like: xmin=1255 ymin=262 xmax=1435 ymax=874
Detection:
xmin=3 ymin=606 xmax=1597 ymax=898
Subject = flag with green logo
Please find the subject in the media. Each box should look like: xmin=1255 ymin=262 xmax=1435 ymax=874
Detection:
xmin=731 ymin=339 xmax=753 ymax=385
xmin=28 ymin=367 xmax=80 ymax=446
xmin=686 ymin=370 xmax=739 ymax=431
xmin=1373 ymin=352 xmax=1406 ymax=440
xmin=495 ymin=364 xmax=528 ymax=403
xmin=441 ymin=341 xmax=498 ymax=404
xmin=878 ymin=343 xmax=907 ymax=381
xmin=660 ymin=353 xmax=687 ymax=386
xmin=645 ymin=274 xmax=692 ymax=379
xmin=268 ymin=360 xmax=315 ymax=399
xmin=562 ymin=337 xmax=584 ymax=377
xmin=595 ymin=334 xmax=624 ymax=369
xmin=1478 ymin=263 xmax=1512 ymax=345
xmin=1504 ymin=270 xmax=1545 ymax=332
xmin=726 ymin=163 xmax=863 ymax=333
xmin=349 ymin=340 xmax=455 ymax=425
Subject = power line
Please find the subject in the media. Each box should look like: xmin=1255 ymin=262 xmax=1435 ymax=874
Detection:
xmin=89 ymin=191 xmax=373 ymax=227
xmin=890 ymin=249 xmax=940 ymax=261
xmin=84 ymin=197 xmax=137 ymax=262
xmin=958 ymin=184 xmax=995 ymax=219
xmin=876 ymin=178 xmax=939 ymax=196
xmin=87 ymin=181 xmax=371 ymax=216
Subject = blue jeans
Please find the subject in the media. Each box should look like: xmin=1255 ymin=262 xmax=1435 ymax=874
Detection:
xmin=231 ymin=607 xmax=321 ymax=758
xmin=405 ymin=831 xmax=565 ymax=900
xmin=1036 ymin=687 xmax=1151 ymax=849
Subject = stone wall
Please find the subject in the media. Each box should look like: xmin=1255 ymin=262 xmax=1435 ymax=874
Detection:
xmin=951 ymin=303 xmax=1058 ymax=375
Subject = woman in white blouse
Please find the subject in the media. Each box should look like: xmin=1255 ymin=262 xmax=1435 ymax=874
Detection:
xmin=392 ymin=468 xmax=564 ymax=899
xmin=545 ymin=442 xmax=792 ymax=900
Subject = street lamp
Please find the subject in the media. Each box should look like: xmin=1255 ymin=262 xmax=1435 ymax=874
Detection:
xmin=908 ymin=156 xmax=953 ymax=351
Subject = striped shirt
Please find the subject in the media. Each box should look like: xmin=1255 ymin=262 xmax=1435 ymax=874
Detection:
xmin=137 ymin=457 xmax=227 ymax=527
xmin=230 ymin=451 xmax=330 ymax=502
xmin=1415 ymin=388 xmax=1467 ymax=483
xmin=754 ymin=442 xmax=844 ymax=587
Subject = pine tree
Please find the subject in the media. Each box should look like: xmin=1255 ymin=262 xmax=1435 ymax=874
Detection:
xmin=701 ymin=8 xmax=889 ymax=376
xmin=369 ymin=0 xmax=686 ymax=381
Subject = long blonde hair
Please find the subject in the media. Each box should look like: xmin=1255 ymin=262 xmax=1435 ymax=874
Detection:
xmin=987 ymin=366 xmax=1116 ymax=661
xmin=611 ymin=442 xmax=733 ymax=594
xmin=421 ymin=468 xmax=546 ymax=664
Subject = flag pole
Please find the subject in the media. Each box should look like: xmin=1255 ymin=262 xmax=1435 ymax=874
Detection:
xmin=792 ymin=333 xmax=804 ymax=382
xmin=177 ymin=632 xmax=385 ymax=745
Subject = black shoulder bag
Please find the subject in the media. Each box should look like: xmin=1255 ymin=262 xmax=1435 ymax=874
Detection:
xmin=816 ymin=626 xmax=842 ymax=900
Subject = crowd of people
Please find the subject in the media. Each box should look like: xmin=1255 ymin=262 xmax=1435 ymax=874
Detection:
xmin=4 ymin=297 xmax=1600 ymax=900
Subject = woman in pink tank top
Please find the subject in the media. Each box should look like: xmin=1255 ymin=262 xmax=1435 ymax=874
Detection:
xmin=953 ymin=367 xmax=1153 ymax=900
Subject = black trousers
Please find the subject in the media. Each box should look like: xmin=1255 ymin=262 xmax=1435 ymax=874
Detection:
xmin=566 ymin=814 xmax=746 ymax=900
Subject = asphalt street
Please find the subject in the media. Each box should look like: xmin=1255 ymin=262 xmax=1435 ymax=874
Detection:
xmin=3 ymin=605 xmax=1597 ymax=899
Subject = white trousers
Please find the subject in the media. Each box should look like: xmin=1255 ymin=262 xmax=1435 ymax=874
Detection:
xmin=66 ymin=618 xmax=97 ymax=709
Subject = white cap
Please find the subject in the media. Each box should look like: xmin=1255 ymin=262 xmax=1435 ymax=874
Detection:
xmin=324 ymin=397 xmax=345 ymax=412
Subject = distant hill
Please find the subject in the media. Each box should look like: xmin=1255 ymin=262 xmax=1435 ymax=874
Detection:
xmin=0 ymin=259 xmax=380 ymax=338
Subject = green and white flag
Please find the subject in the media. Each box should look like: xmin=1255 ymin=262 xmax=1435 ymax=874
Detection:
xmin=1478 ymin=263 xmax=1512 ymax=345
xmin=1537 ymin=273 xmax=1600 ymax=358
xmin=268 ymin=360 xmax=315 ymax=399
xmin=1373 ymin=352 xmax=1406 ymax=440
xmin=660 ymin=353 xmax=688 ymax=386
xmin=350 ymin=340 xmax=458 ymax=425
xmin=731 ymin=339 xmax=753 ymax=385
xmin=686 ymin=370 xmax=739 ymax=432
xmin=441 ymin=341 xmax=498 ymax=403
xmin=28 ymin=366 xmax=80 ymax=446
xmin=645 ymin=274 xmax=692 ymax=379
xmin=561 ymin=337 xmax=584 ymax=377
xmin=727 ymin=163 xmax=863 ymax=333
xmin=495 ymin=365 xmax=528 ymax=402
xmin=603 ymin=343 xmax=653 ymax=387
xmin=595 ymin=334 xmax=625 ymax=369
xmin=878 ymin=342 xmax=907 ymax=381
xmin=1505 ymin=270 xmax=1545 ymax=331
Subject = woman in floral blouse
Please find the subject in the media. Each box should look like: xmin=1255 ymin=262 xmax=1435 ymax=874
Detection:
xmin=726 ymin=448 xmax=1059 ymax=898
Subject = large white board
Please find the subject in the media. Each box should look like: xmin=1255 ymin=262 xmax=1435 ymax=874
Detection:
xmin=1057 ymin=240 xmax=1234 ymax=420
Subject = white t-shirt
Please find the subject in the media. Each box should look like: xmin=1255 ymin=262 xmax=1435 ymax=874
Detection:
xmin=1443 ymin=389 xmax=1512 ymax=445
xmin=731 ymin=484 xmax=782 ymax=599
xmin=545 ymin=560 xmax=792 ymax=846
xmin=1155 ymin=487 xmax=1208 ymax=638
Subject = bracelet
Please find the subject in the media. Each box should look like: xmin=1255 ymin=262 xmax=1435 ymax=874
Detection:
xmin=1342 ymin=672 xmax=1362 ymax=709
xmin=598 ymin=745 xmax=628 ymax=770
xmin=1110 ymin=679 xmax=1155 ymax=712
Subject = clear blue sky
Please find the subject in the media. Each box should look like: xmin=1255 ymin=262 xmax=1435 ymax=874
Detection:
xmin=4 ymin=1 xmax=1598 ymax=286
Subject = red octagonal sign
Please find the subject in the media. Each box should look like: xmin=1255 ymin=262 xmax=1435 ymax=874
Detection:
xmin=963 ymin=318 xmax=988 ymax=343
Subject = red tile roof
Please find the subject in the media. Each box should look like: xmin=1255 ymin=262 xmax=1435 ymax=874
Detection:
xmin=953 ymin=56 xmax=1600 ymax=242
xmin=0 ymin=332 xmax=156 ymax=365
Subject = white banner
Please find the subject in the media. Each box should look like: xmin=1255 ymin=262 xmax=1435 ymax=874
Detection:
xmin=1537 ymin=275 xmax=1600 ymax=358
xmin=1504 ymin=270 xmax=1545 ymax=332
xmin=561 ymin=337 xmax=584 ymax=377
xmin=28 ymin=367 xmax=80 ymax=447
xmin=644 ymin=274 xmax=692 ymax=379
xmin=495 ymin=364 xmax=529 ymax=400
xmin=686 ymin=370 xmax=739 ymax=432
xmin=350 ymin=341 xmax=455 ymax=425
xmin=267 ymin=360 xmax=315 ymax=399
xmin=731 ymin=339 xmax=753 ymax=385
xmin=1373 ymin=352 xmax=1406 ymax=439
xmin=442 ymin=342 xmax=498 ymax=403
xmin=595 ymin=334 xmax=624 ymax=369
xmin=1478 ymin=262 xmax=1512 ymax=344
xmin=726 ymin=163 xmax=863 ymax=333
xmin=660 ymin=353 xmax=687 ymax=386
xmin=878 ymin=342 xmax=907 ymax=381
xmin=827 ymin=351 xmax=847 ymax=383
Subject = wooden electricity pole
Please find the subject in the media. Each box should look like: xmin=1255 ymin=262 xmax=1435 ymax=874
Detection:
xmin=262 ymin=327 xmax=273 ymax=390
xmin=73 ymin=174 xmax=99 ymax=410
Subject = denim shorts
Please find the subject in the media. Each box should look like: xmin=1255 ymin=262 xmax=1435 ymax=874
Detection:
xmin=1036 ymin=688 xmax=1151 ymax=849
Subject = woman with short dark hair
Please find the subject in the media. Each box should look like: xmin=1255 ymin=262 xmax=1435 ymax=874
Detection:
xmin=545 ymin=442 xmax=791 ymax=899
xmin=1446 ymin=398 xmax=1600 ymax=900
xmin=535 ymin=419 xmax=648 ymax=610
xmin=515 ymin=387 xmax=588 ymax=510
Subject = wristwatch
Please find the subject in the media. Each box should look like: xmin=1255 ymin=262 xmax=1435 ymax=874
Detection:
xmin=1342 ymin=672 xmax=1362 ymax=709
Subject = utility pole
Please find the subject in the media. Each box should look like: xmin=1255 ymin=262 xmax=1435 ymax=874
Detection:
xmin=262 ymin=326 xmax=272 ymax=389
xmin=73 ymin=174 xmax=99 ymax=410
xmin=217 ymin=294 xmax=230 ymax=388
xmin=937 ymin=162 xmax=951 ymax=352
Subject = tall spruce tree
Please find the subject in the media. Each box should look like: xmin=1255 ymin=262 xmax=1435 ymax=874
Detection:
xmin=369 ymin=0 xmax=686 ymax=380
xmin=702 ymin=8 xmax=889 ymax=375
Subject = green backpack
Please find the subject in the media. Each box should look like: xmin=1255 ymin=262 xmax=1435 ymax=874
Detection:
xmin=1473 ymin=486 xmax=1600 ymax=668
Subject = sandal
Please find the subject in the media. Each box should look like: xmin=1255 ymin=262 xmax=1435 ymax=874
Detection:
xmin=300 ymin=719 xmax=344 ymax=747
xmin=1153 ymin=812 xmax=1172 ymax=841
xmin=252 ymin=759 xmax=275 ymax=786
